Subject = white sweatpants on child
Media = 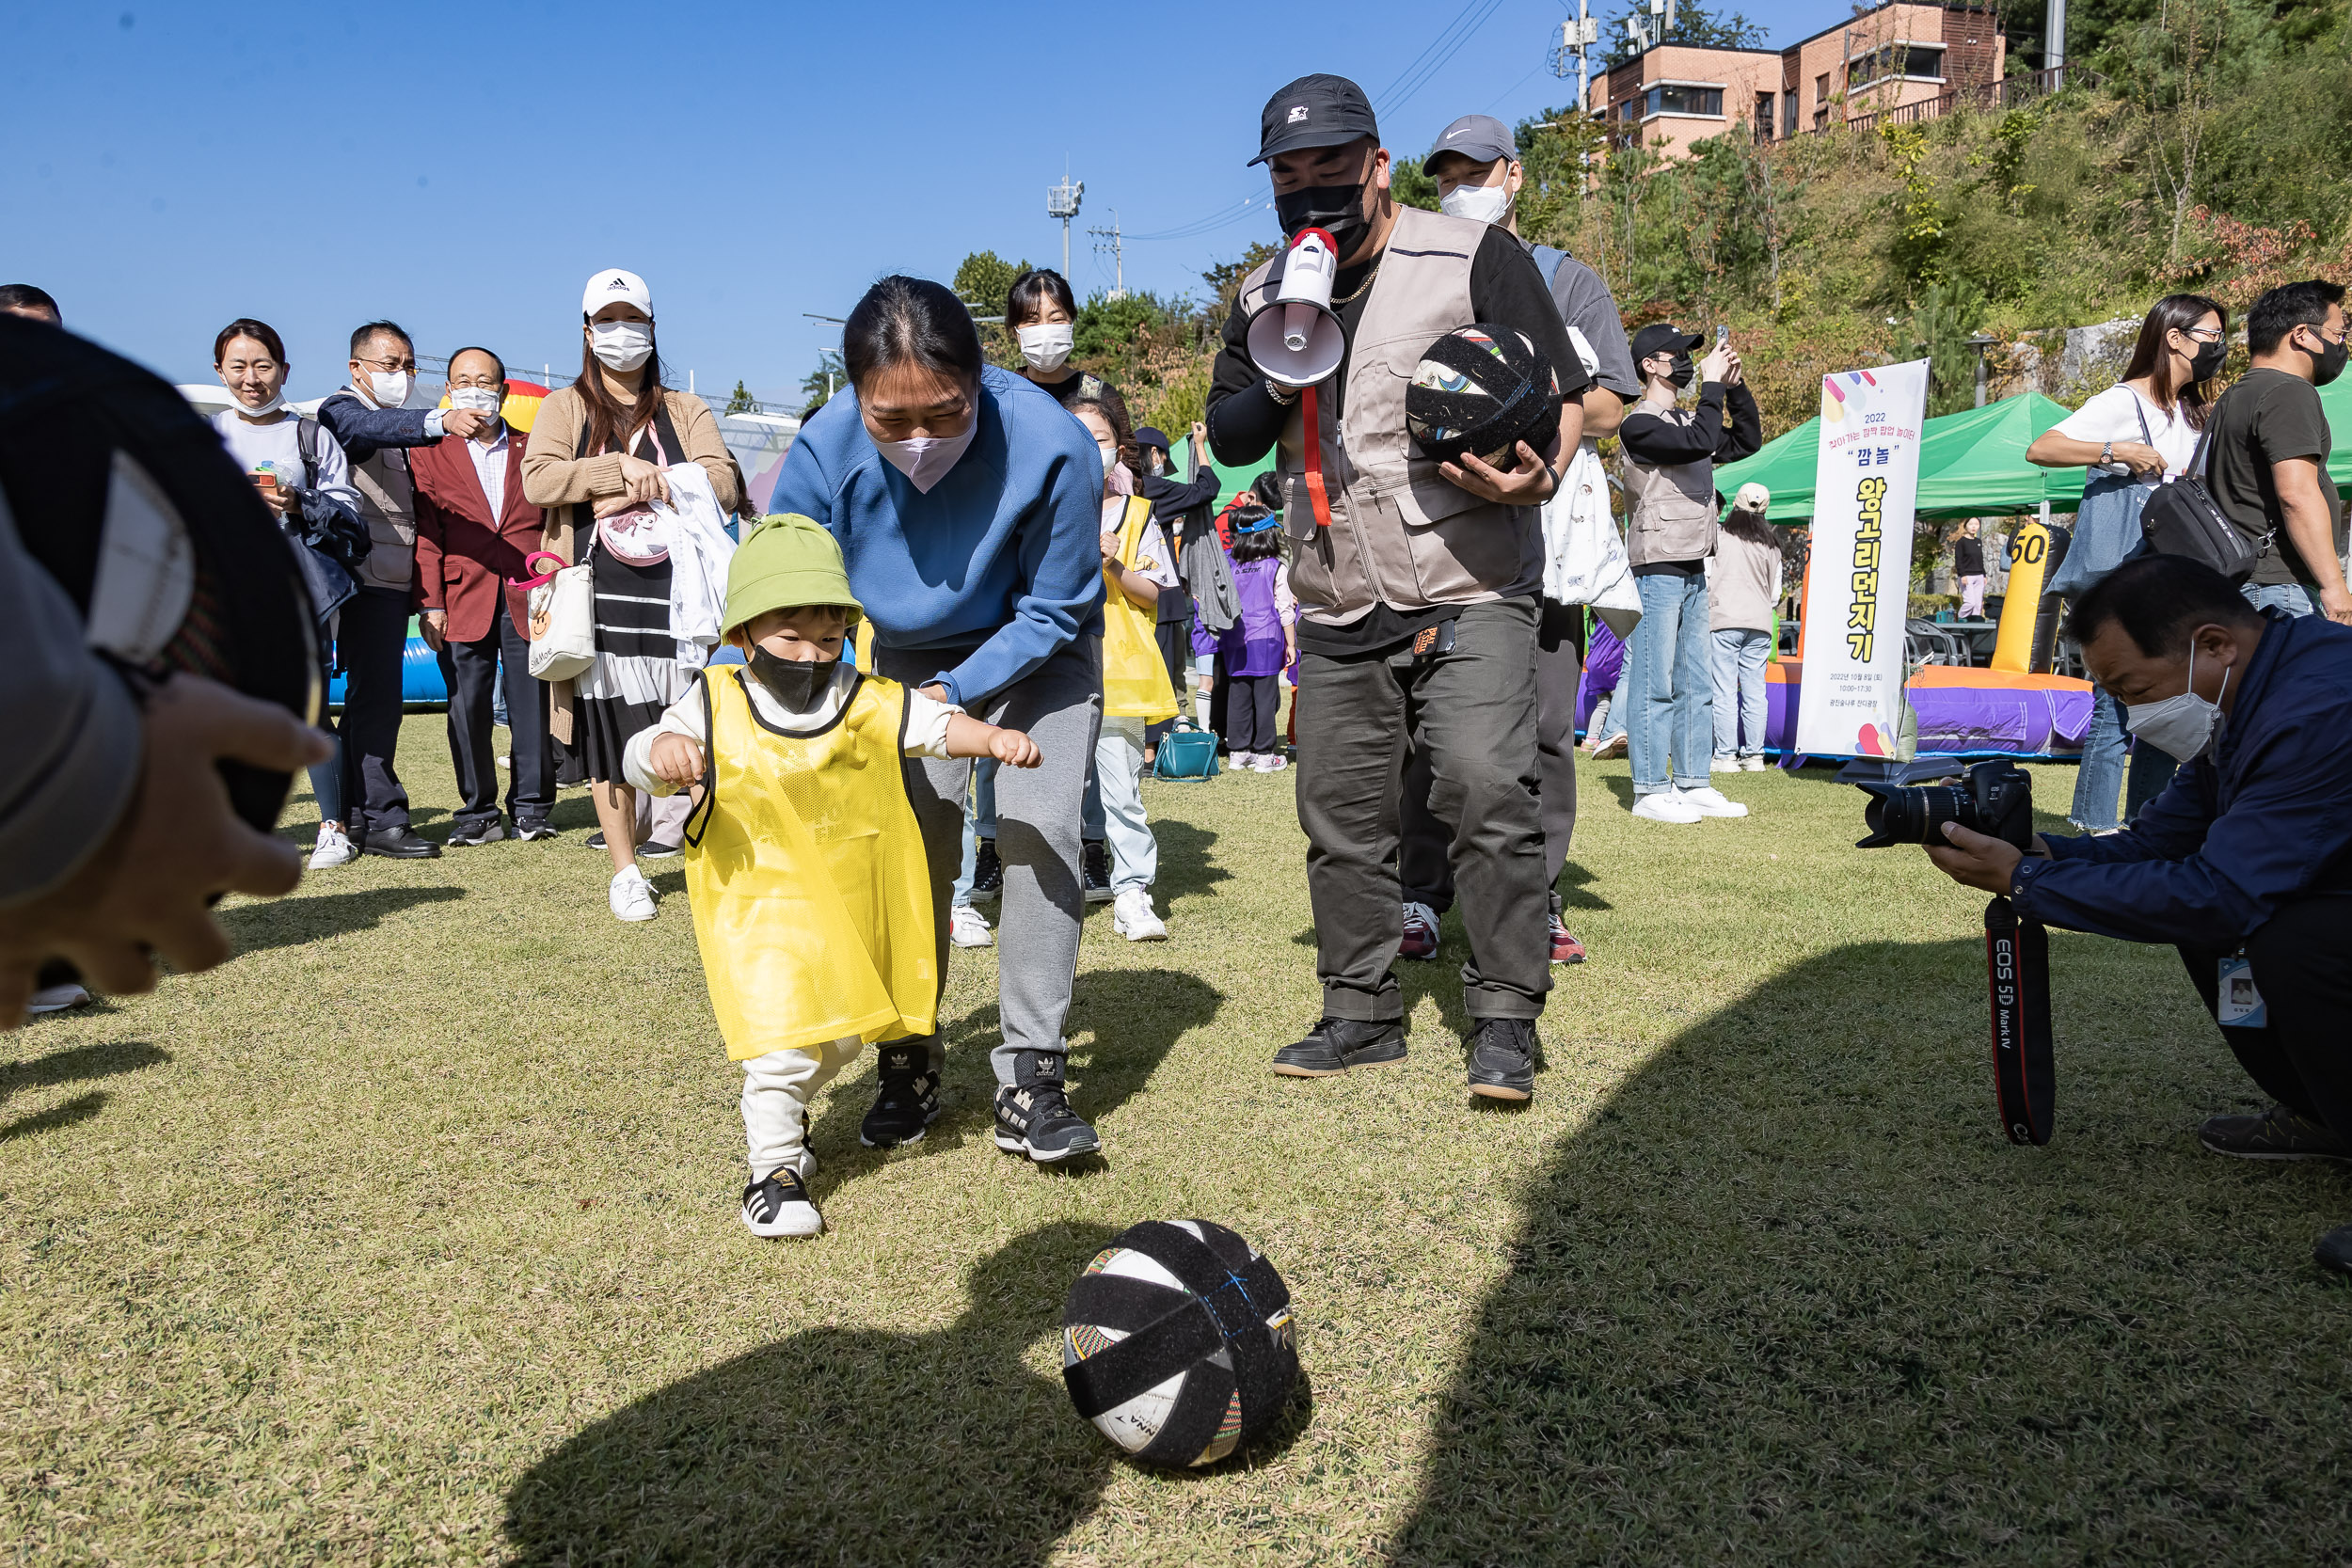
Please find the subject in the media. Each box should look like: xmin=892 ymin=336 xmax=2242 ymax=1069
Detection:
xmin=1095 ymin=715 xmax=1155 ymax=895
xmin=741 ymin=1037 xmax=863 ymax=1178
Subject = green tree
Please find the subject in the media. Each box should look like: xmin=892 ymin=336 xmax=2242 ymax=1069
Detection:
xmin=1601 ymin=0 xmax=1766 ymax=66
xmin=798 ymin=350 xmax=844 ymax=419
xmin=724 ymin=378 xmax=756 ymax=415
xmin=951 ymin=249 xmax=1031 ymax=314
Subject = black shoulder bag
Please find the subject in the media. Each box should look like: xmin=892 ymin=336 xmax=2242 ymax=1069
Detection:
xmin=2139 ymin=390 xmax=2262 ymax=583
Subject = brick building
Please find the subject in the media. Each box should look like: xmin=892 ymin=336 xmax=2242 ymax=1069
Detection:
xmin=1596 ymin=2 xmax=2008 ymax=157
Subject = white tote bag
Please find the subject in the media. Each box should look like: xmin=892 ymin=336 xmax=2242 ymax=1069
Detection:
xmin=1542 ymin=443 xmax=1644 ymax=640
xmin=526 ymin=558 xmax=596 ymax=682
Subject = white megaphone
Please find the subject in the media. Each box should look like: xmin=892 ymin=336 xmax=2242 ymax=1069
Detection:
xmin=1246 ymin=227 xmax=1345 ymax=390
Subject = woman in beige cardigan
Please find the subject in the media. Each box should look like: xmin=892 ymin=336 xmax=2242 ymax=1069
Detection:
xmin=522 ymin=268 xmax=743 ymax=923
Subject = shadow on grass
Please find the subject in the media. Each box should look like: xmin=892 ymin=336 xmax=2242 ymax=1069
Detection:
xmin=503 ymin=1221 xmax=1124 ymax=1566
xmin=1 ymin=1039 xmax=167 ymax=1105
xmin=1151 ymin=817 xmax=1232 ymax=905
xmin=2 ymin=1090 xmax=111 ymax=1142
xmin=219 ymin=885 xmax=466 ymax=956
xmin=1388 ymin=938 xmax=2352 ymax=1563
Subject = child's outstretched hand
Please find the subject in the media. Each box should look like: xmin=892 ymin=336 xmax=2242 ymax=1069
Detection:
xmin=990 ymin=728 xmax=1042 ymax=768
xmin=649 ymin=732 xmax=706 ymax=786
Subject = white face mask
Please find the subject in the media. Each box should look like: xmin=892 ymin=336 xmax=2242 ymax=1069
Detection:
xmin=1439 ymin=182 xmax=1513 ymax=226
xmin=448 ymin=387 xmax=502 ymax=415
xmin=1017 ymin=322 xmax=1073 ymax=372
xmin=366 ymin=370 xmax=413 ymax=407
xmin=873 ymin=419 xmax=977 ymax=494
xmin=2124 ymin=642 xmax=2233 ymax=762
xmin=230 ymin=387 xmax=286 ymax=420
xmin=591 ymin=321 xmax=654 ymax=372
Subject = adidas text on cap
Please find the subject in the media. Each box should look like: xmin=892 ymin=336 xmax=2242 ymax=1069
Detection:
xmin=582 ymin=268 xmax=652 ymax=320
xmin=1251 ymin=74 xmax=1379 ymax=166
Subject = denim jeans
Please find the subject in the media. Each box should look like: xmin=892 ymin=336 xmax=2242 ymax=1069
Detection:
xmin=2072 ymin=683 xmax=2183 ymax=831
xmin=1591 ymin=658 xmax=1630 ymax=744
xmin=1709 ymin=627 xmax=1771 ymax=759
xmin=2242 ymin=581 xmax=2314 ymax=616
xmin=1627 ymin=569 xmax=1713 ymax=795
xmin=950 ymin=760 xmax=999 ymax=909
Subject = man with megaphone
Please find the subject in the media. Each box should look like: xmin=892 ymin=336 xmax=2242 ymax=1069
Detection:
xmin=1205 ymin=72 xmax=1592 ymax=1103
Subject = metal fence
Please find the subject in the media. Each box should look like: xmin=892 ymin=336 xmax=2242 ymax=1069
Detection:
xmin=1837 ymin=65 xmax=2099 ymax=135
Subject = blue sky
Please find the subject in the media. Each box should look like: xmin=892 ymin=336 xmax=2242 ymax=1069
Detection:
xmin=3 ymin=0 xmax=1857 ymax=405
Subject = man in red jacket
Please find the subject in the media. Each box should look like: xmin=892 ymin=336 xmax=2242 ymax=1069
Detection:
xmin=412 ymin=347 xmax=556 ymax=845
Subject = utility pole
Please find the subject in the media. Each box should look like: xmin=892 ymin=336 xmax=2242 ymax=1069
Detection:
xmin=1549 ymin=0 xmax=1601 ymax=113
xmin=1088 ymin=212 xmax=1127 ymax=299
xmin=1047 ymin=169 xmax=1085 ymax=279
xmin=2044 ymin=0 xmax=2066 ymax=87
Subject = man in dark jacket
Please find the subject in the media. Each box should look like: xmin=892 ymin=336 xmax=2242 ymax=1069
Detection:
xmin=316 ymin=320 xmax=494 ymax=858
xmin=1927 ymin=555 xmax=2352 ymax=1275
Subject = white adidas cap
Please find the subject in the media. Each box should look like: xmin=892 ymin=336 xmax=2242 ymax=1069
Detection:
xmin=1733 ymin=482 xmax=1771 ymax=514
xmin=582 ymin=268 xmax=651 ymax=319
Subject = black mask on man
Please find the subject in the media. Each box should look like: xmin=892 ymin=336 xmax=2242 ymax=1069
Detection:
xmin=1276 ymin=183 xmax=1370 ymax=261
xmin=2304 ymin=325 xmax=2348 ymax=388
xmin=2188 ymin=338 xmax=2227 ymax=383
xmin=1666 ymin=355 xmax=1695 ymax=389
xmin=748 ymin=647 xmax=837 ymax=712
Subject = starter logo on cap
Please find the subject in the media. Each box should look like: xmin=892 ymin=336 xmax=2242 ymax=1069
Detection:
xmin=1287 ymin=105 xmax=1309 ymax=122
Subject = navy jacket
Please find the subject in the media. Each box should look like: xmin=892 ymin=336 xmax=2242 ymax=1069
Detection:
xmin=2013 ymin=609 xmax=2352 ymax=944
xmin=316 ymin=388 xmax=443 ymax=465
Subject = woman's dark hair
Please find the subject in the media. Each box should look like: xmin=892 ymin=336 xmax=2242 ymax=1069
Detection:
xmin=843 ymin=276 xmax=985 ymax=390
xmin=1 ymin=283 xmax=59 ymax=317
xmin=1722 ymin=503 xmax=1775 ymax=546
xmin=1068 ymin=397 xmax=1138 ymax=484
xmin=2121 ymin=293 xmax=2227 ymax=430
xmin=576 ymin=321 xmax=667 ymax=457
xmin=1229 ymin=506 xmax=1282 ymax=562
xmin=1006 ymin=269 xmax=1078 ymax=331
xmin=214 ymin=317 xmax=286 ymax=365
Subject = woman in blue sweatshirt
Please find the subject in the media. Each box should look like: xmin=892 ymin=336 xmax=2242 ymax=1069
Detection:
xmin=768 ymin=276 xmax=1109 ymax=1164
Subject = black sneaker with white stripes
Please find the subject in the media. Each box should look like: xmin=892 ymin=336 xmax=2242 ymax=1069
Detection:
xmin=993 ymin=1051 xmax=1101 ymax=1163
xmin=740 ymin=1164 xmax=822 ymax=1238
xmin=860 ymin=1043 xmax=941 ymax=1148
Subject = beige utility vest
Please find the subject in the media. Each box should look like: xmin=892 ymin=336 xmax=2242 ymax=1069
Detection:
xmin=1236 ymin=205 xmax=1539 ymax=625
xmin=350 ymin=446 xmax=418 ymax=592
xmin=1620 ymin=401 xmax=1718 ymax=565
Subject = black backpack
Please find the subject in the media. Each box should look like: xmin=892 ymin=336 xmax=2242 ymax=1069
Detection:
xmin=2139 ymin=390 xmax=2262 ymax=583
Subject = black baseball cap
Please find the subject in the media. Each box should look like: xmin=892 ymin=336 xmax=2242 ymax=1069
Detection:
xmin=1422 ymin=115 xmax=1517 ymax=176
xmin=1630 ymin=323 xmax=1706 ymax=363
xmin=1251 ymin=74 xmax=1380 ymax=166
xmin=1133 ymin=426 xmax=1171 ymax=452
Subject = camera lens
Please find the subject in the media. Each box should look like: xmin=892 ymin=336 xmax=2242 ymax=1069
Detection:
xmin=1855 ymin=782 xmax=1972 ymax=847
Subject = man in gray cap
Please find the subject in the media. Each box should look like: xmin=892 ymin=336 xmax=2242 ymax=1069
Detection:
xmin=1206 ymin=73 xmax=1594 ymax=1102
xmin=1394 ymin=113 xmax=1646 ymax=972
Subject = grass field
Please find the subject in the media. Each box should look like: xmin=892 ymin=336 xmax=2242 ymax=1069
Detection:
xmin=5 ymin=715 xmax=2350 ymax=1565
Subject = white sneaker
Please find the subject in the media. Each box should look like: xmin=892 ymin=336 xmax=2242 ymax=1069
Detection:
xmin=27 ymin=983 xmax=91 ymax=1016
xmin=609 ymin=865 xmax=659 ymax=922
xmin=1709 ymin=756 xmax=1742 ymax=773
xmin=308 ymin=825 xmax=358 ymax=868
xmin=1678 ymin=785 xmax=1750 ymax=818
xmin=1631 ymin=789 xmax=1703 ymax=824
xmin=949 ymin=903 xmax=994 ymax=948
xmin=1590 ymin=732 xmax=1628 ymax=760
xmin=1113 ymin=885 xmax=1168 ymax=942
xmin=1740 ymin=755 xmax=1770 ymax=771
xmin=1252 ymin=752 xmax=1287 ymax=772
xmin=1230 ymin=752 xmax=1257 ymax=770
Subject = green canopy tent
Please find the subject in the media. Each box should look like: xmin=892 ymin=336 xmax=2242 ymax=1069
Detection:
xmin=1715 ymin=391 xmax=2086 ymax=522
xmin=2324 ymin=371 xmax=2352 ymax=494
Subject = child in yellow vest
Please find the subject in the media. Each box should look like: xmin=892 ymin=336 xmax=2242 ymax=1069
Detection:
xmin=1071 ymin=402 xmax=1181 ymax=941
xmin=623 ymin=515 xmax=1040 ymax=1238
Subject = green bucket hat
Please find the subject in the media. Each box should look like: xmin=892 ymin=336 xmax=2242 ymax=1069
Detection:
xmin=725 ymin=514 xmax=864 ymax=636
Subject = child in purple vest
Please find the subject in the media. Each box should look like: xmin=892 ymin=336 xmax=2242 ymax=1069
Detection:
xmin=1217 ymin=507 xmax=1296 ymax=771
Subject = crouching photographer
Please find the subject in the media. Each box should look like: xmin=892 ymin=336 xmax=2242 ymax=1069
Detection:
xmin=1924 ymin=554 xmax=2352 ymax=1275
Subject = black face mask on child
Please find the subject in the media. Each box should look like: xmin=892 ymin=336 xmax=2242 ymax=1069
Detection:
xmin=748 ymin=646 xmax=838 ymax=712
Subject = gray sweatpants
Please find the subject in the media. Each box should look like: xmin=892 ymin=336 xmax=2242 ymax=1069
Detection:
xmin=877 ymin=638 xmax=1103 ymax=1086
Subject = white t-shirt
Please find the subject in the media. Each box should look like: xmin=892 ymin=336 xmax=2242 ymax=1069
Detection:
xmin=210 ymin=408 xmax=364 ymax=515
xmin=622 ymin=663 xmax=960 ymax=796
xmin=2051 ymin=383 xmax=2201 ymax=478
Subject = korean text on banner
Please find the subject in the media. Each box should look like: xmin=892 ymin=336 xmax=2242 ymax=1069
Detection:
xmin=1794 ymin=360 xmax=1931 ymax=758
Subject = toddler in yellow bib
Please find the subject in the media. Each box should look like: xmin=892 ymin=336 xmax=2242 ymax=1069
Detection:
xmin=623 ymin=515 xmax=1041 ymax=1238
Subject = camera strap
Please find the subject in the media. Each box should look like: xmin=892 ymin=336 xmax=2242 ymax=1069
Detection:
xmin=1983 ymin=895 xmax=2054 ymax=1145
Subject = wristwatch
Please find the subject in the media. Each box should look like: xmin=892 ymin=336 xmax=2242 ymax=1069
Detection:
xmin=2100 ymin=439 xmax=2114 ymax=467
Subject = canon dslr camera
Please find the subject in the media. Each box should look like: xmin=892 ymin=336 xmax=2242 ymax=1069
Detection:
xmin=1852 ymin=757 xmax=2033 ymax=851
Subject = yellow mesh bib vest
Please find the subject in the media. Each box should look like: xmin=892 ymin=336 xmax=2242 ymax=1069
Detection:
xmin=1101 ymin=493 xmax=1180 ymax=721
xmin=684 ymin=668 xmax=937 ymax=1060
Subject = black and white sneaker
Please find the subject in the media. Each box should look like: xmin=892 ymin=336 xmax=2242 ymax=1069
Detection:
xmin=1271 ymin=1018 xmax=1406 ymax=1077
xmin=638 ymin=838 xmax=683 ymax=860
xmin=972 ymin=837 xmax=1004 ymax=902
xmin=515 ymin=820 xmax=559 ymax=842
xmin=2199 ymin=1104 xmax=2352 ymax=1162
xmin=859 ymin=1043 xmax=941 ymax=1148
xmin=444 ymin=819 xmax=506 ymax=847
xmin=1465 ymin=1017 xmax=1538 ymax=1101
xmin=993 ymin=1051 xmax=1101 ymax=1163
xmin=1081 ymin=840 xmax=1114 ymax=903
xmin=740 ymin=1162 xmax=823 ymax=1238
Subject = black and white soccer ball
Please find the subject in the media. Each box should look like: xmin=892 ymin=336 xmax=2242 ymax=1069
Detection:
xmin=1405 ymin=322 xmax=1561 ymax=470
xmin=1060 ymin=1219 xmax=1298 ymax=1467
